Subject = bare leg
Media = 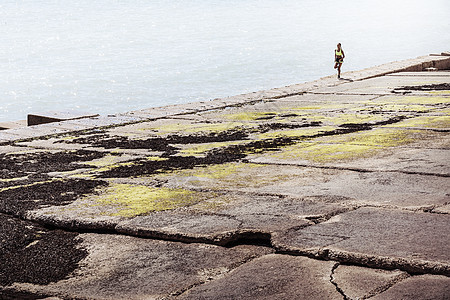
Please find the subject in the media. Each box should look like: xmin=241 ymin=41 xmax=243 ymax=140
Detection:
xmin=337 ymin=64 xmax=341 ymax=78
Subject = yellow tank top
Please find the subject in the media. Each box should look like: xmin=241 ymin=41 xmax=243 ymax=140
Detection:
xmin=335 ymin=49 xmax=343 ymax=56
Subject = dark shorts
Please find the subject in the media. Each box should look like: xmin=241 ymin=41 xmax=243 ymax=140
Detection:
xmin=335 ymin=57 xmax=343 ymax=64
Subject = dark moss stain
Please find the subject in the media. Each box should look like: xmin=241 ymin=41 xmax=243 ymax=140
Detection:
xmin=0 ymin=150 xmax=106 ymax=181
xmin=0 ymin=214 xmax=88 ymax=287
xmin=392 ymin=83 xmax=450 ymax=92
xmin=95 ymin=119 xmax=406 ymax=179
xmin=0 ymin=179 xmax=108 ymax=217
xmin=63 ymin=130 xmax=250 ymax=151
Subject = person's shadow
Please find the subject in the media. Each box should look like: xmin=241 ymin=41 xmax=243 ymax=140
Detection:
xmin=339 ymin=77 xmax=353 ymax=82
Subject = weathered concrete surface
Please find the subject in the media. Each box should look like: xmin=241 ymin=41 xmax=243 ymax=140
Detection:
xmin=371 ymin=274 xmax=450 ymax=300
xmin=4 ymin=232 xmax=272 ymax=299
xmin=1 ymin=55 xmax=449 ymax=299
xmin=178 ymin=254 xmax=341 ymax=300
xmin=332 ymin=265 xmax=409 ymax=299
xmin=274 ymin=207 xmax=450 ymax=275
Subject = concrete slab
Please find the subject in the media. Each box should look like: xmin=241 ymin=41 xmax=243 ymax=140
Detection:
xmin=312 ymin=73 xmax=450 ymax=95
xmin=6 ymin=233 xmax=272 ymax=299
xmin=274 ymin=207 xmax=450 ymax=275
xmin=61 ymin=114 xmax=145 ymax=128
xmin=178 ymin=254 xmax=341 ymax=300
xmin=0 ymin=122 xmax=89 ymax=141
xmin=159 ymin=162 xmax=449 ymax=209
xmin=27 ymin=111 xmax=99 ymax=126
xmin=371 ymin=275 xmax=450 ymax=300
xmin=388 ymin=71 xmax=450 ymax=77
xmin=249 ymin=129 xmax=450 ymax=176
xmin=332 ymin=265 xmax=409 ymax=300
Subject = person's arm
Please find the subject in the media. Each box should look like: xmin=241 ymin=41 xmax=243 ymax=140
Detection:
xmin=342 ymin=50 xmax=345 ymax=59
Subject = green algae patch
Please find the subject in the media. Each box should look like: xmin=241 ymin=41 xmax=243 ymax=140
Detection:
xmin=257 ymin=126 xmax=336 ymax=139
xmin=383 ymin=116 xmax=450 ymax=129
xmin=93 ymin=184 xmax=201 ymax=217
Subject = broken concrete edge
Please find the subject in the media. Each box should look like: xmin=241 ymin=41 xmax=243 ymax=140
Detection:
xmin=24 ymin=210 xmax=450 ymax=277
xmin=1 ymin=53 xmax=449 ymax=145
xmin=274 ymin=245 xmax=450 ymax=277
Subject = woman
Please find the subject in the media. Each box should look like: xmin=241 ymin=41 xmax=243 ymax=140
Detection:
xmin=334 ymin=43 xmax=345 ymax=79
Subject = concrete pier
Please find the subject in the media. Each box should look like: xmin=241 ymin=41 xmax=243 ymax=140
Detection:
xmin=1 ymin=53 xmax=449 ymax=299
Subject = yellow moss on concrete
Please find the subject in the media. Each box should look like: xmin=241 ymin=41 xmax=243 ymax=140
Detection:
xmin=383 ymin=116 xmax=450 ymax=129
xmin=94 ymin=184 xmax=200 ymax=217
xmin=146 ymin=156 xmax=168 ymax=161
xmin=383 ymin=96 xmax=450 ymax=105
xmin=223 ymin=112 xmax=278 ymax=121
xmin=273 ymin=142 xmax=378 ymax=163
xmin=272 ymin=128 xmax=424 ymax=163
xmin=83 ymin=154 xmax=118 ymax=167
xmin=0 ymin=176 xmax=29 ymax=183
xmin=427 ymin=90 xmax=450 ymax=95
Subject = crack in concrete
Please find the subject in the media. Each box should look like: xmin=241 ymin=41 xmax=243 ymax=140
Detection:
xmin=361 ymin=271 xmax=410 ymax=299
xmin=330 ymin=262 xmax=349 ymax=300
xmin=248 ymin=161 xmax=450 ymax=178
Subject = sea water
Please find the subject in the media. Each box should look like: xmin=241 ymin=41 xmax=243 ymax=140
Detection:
xmin=0 ymin=0 xmax=449 ymax=122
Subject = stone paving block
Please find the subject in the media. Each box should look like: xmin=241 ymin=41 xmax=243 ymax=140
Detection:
xmin=332 ymin=265 xmax=409 ymax=299
xmin=274 ymin=207 xmax=450 ymax=275
xmin=178 ymin=254 xmax=341 ymax=300
xmin=5 ymin=233 xmax=272 ymax=299
xmin=370 ymin=274 xmax=450 ymax=300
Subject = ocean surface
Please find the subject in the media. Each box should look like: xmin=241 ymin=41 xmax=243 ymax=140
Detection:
xmin=0 ymin=0 xmax=449 ymax=122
